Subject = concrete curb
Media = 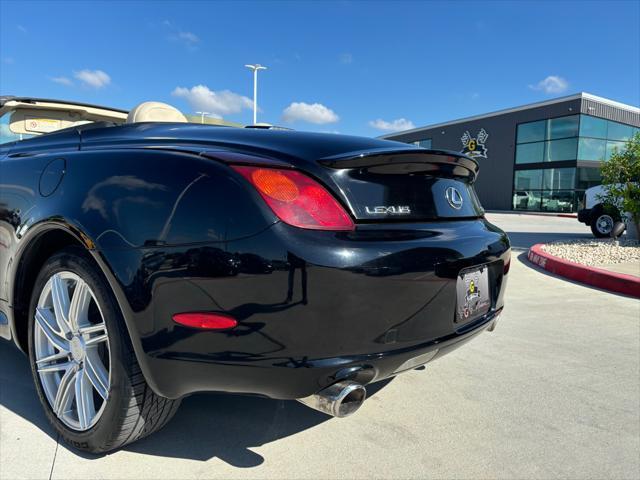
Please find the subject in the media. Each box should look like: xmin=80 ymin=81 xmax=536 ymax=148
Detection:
xmin=523 ymin=212 xmax=578 ymax=219
xmin=486 ymin=210 xmax=577 ymax=219
xmin=527 ymin=243 xmax=640 ymax=298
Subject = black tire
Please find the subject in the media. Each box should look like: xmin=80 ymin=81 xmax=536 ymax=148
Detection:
xmin=28 ymin=247 xmax=180 ymax=453
xmin=590 ymin=206 xmax=620 ymax=238
xmin=590 ymin=213 xmax=613 ymax=238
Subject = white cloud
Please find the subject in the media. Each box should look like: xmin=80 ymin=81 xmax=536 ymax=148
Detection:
xmin=282 ymin=102 xmax=339 ymax=124
xmin=51 ymin=76 xmax=74 ymax=87
xmin=368 ymin=118 xmax=415 ymax=132
xmin=177 ymin=31 xmax=199 ymax=45
xmin=74 ymin=69 xmax=111 ymax=89
xmin=17 ymin=25 xmax=27 ymax=34
xmin=340 ymin=53 xmax=353 ymax=64
xmin=528 ymin=75 xmax=569 ymax=94
xmin=162 ymin=20 xmax=199 ymax=48
xmin=172 ymin=85 xmax=253 ymax=117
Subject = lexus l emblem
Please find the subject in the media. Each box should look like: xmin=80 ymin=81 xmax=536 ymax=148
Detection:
xmin=445 ymin=187 xmax=463 ymax=209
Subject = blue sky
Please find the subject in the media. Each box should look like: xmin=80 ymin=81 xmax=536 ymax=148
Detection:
xmin=1 ymin=0 xmax=639 ymax=136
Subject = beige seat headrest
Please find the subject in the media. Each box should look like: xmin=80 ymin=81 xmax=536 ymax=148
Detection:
xmin=126 ymin=101 xmax=188 ymax=123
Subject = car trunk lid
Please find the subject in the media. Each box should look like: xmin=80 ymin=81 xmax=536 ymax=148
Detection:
xmin=203 ymin=147 xmax=483 ymax=223
xmin=316 ymin=149 xmax=483 ymax=222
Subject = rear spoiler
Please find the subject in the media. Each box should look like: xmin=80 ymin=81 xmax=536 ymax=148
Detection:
xmin=318 ymin=148 xmax=479 ymax=182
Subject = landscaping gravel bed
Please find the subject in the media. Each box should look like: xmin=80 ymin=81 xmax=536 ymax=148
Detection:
xmin=541 ymin=239 xmax=640 ymax=266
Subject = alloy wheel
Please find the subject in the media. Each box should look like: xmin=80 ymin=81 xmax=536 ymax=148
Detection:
xmin=596 ymin=214 xmax=614 ymax=235
xmin=34 ymin=271 xmax=111 ymax=431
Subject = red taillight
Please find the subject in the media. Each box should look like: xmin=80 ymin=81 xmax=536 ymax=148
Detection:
xmin=231 ymin=166 xmax=354 ymax=231
xmin=172 ymin=312 xmax=238 ymax=330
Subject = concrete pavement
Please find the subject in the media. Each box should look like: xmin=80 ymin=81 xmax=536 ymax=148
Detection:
xmin=1 ymin=213 xmax=638 ymax=479
xmin=599 ymin=262 xmax=640 ymax=278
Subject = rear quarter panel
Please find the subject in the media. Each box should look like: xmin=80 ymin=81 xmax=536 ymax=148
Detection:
xmin=0 ymin=142 xmax=275 ymax=349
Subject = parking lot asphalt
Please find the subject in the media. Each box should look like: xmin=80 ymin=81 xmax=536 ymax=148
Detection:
xmin=1 ymin=213 xmax=638 ymax=480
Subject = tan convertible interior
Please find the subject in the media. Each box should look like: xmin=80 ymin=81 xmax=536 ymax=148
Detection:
xmin=1 ymin=98 xmax=187 ymax=139
xmin=126 ymin=101 xmax=187 ymax=123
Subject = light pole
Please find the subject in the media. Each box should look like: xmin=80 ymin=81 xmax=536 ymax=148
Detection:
xmin=195 ymin=111 xmax=210 ymax=124
xmin=245 ymin=64 xmax=267 ymax=124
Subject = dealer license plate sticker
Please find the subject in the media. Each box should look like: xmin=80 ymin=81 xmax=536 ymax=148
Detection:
xmin=456 ymin=266 xmax=491 ymax=323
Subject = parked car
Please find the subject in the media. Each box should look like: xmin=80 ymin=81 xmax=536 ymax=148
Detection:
xmin=542 ymin=194 xmax=573 ymax=213
xmin=0 ymin=96 xmax=510 ymax=452
xmin=577 ymin=185 xmax=622 ymax=237
xmin=512 ymin=190 xmax=540 ymax=210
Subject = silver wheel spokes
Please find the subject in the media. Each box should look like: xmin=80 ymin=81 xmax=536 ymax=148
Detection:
xmin=34 ymin=272 xmax=110 ymax=431
xmin=597 ymin=215 xmax=613 ymax=234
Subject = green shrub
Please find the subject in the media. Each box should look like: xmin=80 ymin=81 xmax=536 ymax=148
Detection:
xmin=599 ymin=131 xmax=640 ymax=228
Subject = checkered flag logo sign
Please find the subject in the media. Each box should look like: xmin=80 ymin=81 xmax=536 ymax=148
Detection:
xmin=460 ymin=128 xmax=489 ymax=159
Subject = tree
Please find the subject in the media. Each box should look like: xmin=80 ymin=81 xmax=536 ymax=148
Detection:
xmin=599 ymin=131 xmax=640 ymax=235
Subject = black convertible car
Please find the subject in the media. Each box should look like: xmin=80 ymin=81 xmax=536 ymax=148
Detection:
xmin=0 ymin=97 xmax=510 ymax=452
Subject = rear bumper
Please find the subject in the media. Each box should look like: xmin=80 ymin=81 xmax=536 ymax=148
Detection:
xmin=101 ymin=218 xmax=510 ymax=399
xmin=143 ymin=309 xmax=501 ymax=400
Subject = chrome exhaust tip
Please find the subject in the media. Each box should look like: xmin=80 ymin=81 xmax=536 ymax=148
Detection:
xmin=297 ymin=380 xmax=366 ymax=418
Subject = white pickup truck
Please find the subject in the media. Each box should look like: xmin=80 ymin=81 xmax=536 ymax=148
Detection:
xmin=577 ymin=185 xmax=621 ymax=237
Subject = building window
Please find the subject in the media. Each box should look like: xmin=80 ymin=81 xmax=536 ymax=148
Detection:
xmin=607 ymin=122 xmax=634 ymax=142
xmin=541 ymin=190 xmax=575 ymax=213
xmin=578 ymin=115 xmax=637 ymax=142
xmin=605 ymin=140 xmax=628 ymax=160
xmin=577 ymin=138 xmax=606 ymax=161
xmin=516 ymin=115 xmax=580 ymax=165
xmin=575 ymin=115 xmax=640 ymax=164
xmin=513 ymin=167 xmax=577 ymax=213
xmin=413 ymin=139 xmax=432 ymax=149
xmin=515 ymin=142 xmax=544 ymax=164
xmin=514 ymin=169 xmax=543 ymax=190
xmin=545 ymin=138 xmax=578 ymax=162
xmin=548 ymin=115 xmax=579 ymax=140
xmin=579 ymin=115 xmax=608 ymax=139
xmin=543 ymin=168 xmax=576 ymax=190
xmin=513 ymin=114 xmax=637 ymax=213
xmin=576 ymin=115 xmax=637 ymax=161
xmin=512 ymin=191 xmax=542 ymax=211
xmin=577 ymin=167 xmax=602 ymax=190
xmin=517 ymin=120 xmax=546 ymax=143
